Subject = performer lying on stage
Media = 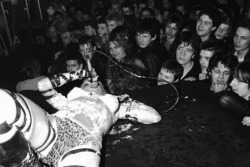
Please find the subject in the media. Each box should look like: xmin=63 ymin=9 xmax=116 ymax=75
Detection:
xmin=0 ymin=68 xmax=161 ymax=167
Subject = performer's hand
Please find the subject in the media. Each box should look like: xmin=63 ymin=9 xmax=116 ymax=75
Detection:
xmin=88 ymin=68 xmax=98 ymax=82
xmin=242 ymin=116 xmax=250 ymax=126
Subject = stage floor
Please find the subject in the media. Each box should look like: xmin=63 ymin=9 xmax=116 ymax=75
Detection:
xmin=102 ymin=93 xmax=250 ymax=167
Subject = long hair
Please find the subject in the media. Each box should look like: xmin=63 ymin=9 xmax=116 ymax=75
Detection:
xmin=170 ymin=31 xmax=201 ymax=60
xmin=109 ymin=55 xmax=150 ymax=95
xmin=234 ymin=61 xmax=250 ymax=87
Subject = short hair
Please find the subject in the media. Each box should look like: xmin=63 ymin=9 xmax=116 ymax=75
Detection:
xmin=66 ymin=53 xmax=83 ymax=65
xmin=109 ymin=26 xmax=133 ymax=54
xmin=161 ymin=60 xmax=184 ymax=81
xmin=65 ymin=43 xmax=83 ymax=64
xmin=198 ymin=7 xmax=222 ymax=29
xmin=97 ymin=16 xmax=106 ymax=25
xmin=105 ymin=12 xmax=124 ymax=26
xmin=220 ymin=14 xmax=233 ymax=35
xmin=233 ymin=61 xmax=250 ymax=87
xmin=171 ymin=31 xmax=201 ymax=59
xmin=140 ymin=7 xmax=155 ymax=18
xmin=208 ymin=52 xmax=238 ymax=73
xmin=79 ymin=35 xmax=96 ymax=48
xmin=136 ymin=18 xmax=161 ymax=38
xmin=200 ymin=39 xmax=227 ymax=54
xmin=84 ymin=20 xmax=97 ymax=29
xmin=164 ymin=10 xmax=185 ymax=34
xmin=121 ymin=1 xmax=134 ymax=13
xmin=237 ymin=19 xmax=250 ymax=31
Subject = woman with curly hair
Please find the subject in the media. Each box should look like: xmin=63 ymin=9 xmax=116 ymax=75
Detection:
xmin=105 ymin=25 xmax=149 ymax=94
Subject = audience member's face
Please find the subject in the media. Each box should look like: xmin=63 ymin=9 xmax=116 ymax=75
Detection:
xmin=122 ymin=7 xmax=132 ymax=16
xmin=210 ymin=62 xmax=230 ymax=89
xmin=215 ymin=23 xmax=229 ymax=40
xmin=111 ymin=4 xmax=121 ymax=13
xmin=61 ymin=32 xmax=71 ymax=45
xmin=176 ymin=43 xmax=194 ymax=66
xmin=234 ymin=27 xmax=250 ymax=52
xmin=97 ymin=23 xmax=108 ymax=37
xmin=107 ymin=20 xmax=118 ymax=33
xmin=141 ymin=10 xmax=152 ymax=20
xmin=75 ymin=10 xmax=83 ymax=21
xmin=158 ymin=68 xmax=175 ymax=85
xmin=138 ymin=3 xmax=147 ymax=12
xmin=162 ymin=0 xmax=171 ymax=10
xmin=177 ymin=5 xmax=185 ymax=16
xmin=230 ymin=77 xmax=250 ymax=100
xmin=194 ymin=10 xmax=201 ymax=21
xmin=84 ymin=26 xmax=95 ymax=36
xmin=54 ymin=14 xmax=63 ymax=23
xmin=66 ymin=60 xmax=82 ymax=72
xmin=165 ymin=23 xmax=178 ymax=39
xmin=109 ymin=41 xmax=126 ymax=61
xmin=136 ymin=32 xmax=156 ymax=48
xmin=147 ymin=0 xmax=156 ymax=9
xmin=196 ymin=14 xmax=215 ymax=39
xmin=199 ymin=50 xmax=214 ymax=74
xmin=35 ymin=35 xmax=46 ymax=46
xmin=79 ymin=43 xmax=94 ymax=60
xmin=162 ymin=10 xmax=170 ymax=21
xmin=160 ymin=28 xmax=164 ymax=41
xmin=48 ymin=26 xmax=58 ymax=39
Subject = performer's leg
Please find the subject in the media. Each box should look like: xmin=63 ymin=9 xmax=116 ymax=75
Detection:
xmin=117 ymin=95 xmax=162 ymax=124
xmin=58 ymin=145 xmax=101 ymax=167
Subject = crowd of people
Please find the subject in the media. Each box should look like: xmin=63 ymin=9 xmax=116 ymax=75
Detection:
xmin=15 ymin=0 xmax=250 ymax=125
xmin=1 ymin=0 xmax=250 ymax=166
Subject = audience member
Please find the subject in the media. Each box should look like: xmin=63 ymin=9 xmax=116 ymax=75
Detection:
xmin=140 ymin=7 xmax=155 ymax=20
xmin=121 ymin=1 xmax=137 ymax=30
xmin=55 ymin=51 xmax=84 ymax=96
xmin=233 ymin=19 xmax=250 ymax=62
xmin=79 ymin=35 xmax=108 ymax=83
xmin=95 ymin=17 xmax=109 ymax=50
xmin=83 ymin=20 xmax=97 ymax=36
xmin=171 ymin=31 xmax=201 ymax=81
xmin=163 ymin=10 xmax=184 ymax=51
xmin=107 ymin=55 xmax=150 ymax=95
xmin=196 ymin=7 xmax=222 ymax=42
xmin=207 ymin=52 xmax=238 ymax=93
xmin=135 ymin=18 xmax=169 ymax=78
xmin=157 ymin=59 xmax=183 ymax=85
xmin=199 ymin=40 xmax=227 ymax=80
xmin=105 ymin=26 xmax=134 ymax=92
xmin=218 ymin=61 xmax=250 ymax=125
xmin=105 ymin=12 xmax=124 ymax=33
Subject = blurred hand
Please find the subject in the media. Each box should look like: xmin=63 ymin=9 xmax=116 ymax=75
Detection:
xmin=213 ymin=83 xmax=228 ymax=93
xmin=199 ymin=73 xmax=208 ymax=80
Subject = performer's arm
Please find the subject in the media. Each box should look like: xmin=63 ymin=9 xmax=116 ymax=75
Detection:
xmin=37 ymin=69 xmax=89 ymax=109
